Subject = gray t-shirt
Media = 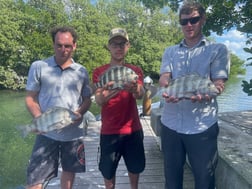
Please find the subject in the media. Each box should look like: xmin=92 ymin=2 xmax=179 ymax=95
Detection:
xmin=26 ymin=56 xmax=92 ymax=141
xmin=160 ymin=37 xmax=229 ymax=134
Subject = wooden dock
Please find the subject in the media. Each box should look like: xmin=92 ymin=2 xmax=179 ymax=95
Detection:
xmin=46 ymin=116 xmax=195 ymax=189
xmin=44 ymin=109 xmax=252 ymax=189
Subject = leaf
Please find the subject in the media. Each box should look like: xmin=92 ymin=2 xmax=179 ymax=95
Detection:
xmin=241 ymin=79 xmax=252 ymax=96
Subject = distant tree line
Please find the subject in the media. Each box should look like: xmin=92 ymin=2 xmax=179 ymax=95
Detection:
xmin=0 ymin=0 xmax=246 ymax=90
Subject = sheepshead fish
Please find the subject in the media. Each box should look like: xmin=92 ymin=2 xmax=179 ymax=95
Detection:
xmin=17 ymin=107 xmax=78 ymax=137
xmin=94 ymin=66 xmax=138 ymax=90
xmin=156 ymin=73 xmax=219 ymax=99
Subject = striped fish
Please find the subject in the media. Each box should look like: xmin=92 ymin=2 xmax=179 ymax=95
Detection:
xmin=95 ymin=66 xmax=138 ymax=90
xmin=156 ymin=73 xmax=219 ymax=99
xmin=17 ymin=107 xmax=78 ymax=137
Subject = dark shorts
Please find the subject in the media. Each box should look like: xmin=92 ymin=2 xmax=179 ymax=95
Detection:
xmin=26 ymin=135 xmax=85 ymax=186
xmin=98 ymin=130 xmax=145 ymax=180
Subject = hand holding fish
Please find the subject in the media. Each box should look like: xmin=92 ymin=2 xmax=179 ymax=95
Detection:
xmin=189 ymin=79 xmax=225 ymax=102
xmin=157 ymin=73 xmax=221 ymax=102
xmin=190 ymin=94 xmax=211 ymax=102
xmin=103 ymin=81 xmax=117 ymax=90
xmin=102 ymin=88 xmax=119 ymax=100
xmin=124 ymin=80 xmax=145 ymax=99
xmin=184 ymin=92 xmax=213 ymax=103
xmin=162 ymin=92 xmax=180 ymax=103
xmin=94 ymin=84 xmax=120 ymax=106
xmin=123 ymin=80 xmax=138 ymax=93
xmin=94 ymin=66 xmax=139 ymax=90
xmin=16 ymin=107 xmax=79 ymax=137
xmin=213 ymin=79 xmax=225 ymax=94
xmin=163 ymin=91 xmax=212 ymax=103
xmin=71 ymin=111 xmax=83 ymax=125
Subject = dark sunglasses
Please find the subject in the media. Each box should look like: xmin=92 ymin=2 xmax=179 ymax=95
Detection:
xmin=179 ymin=16 xmax=201 ymax=26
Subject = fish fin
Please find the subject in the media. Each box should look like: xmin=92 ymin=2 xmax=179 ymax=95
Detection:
xmin=16 ymin=125 xmax=30 ymax=138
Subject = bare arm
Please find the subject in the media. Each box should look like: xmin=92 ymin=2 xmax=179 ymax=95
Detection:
xmin=70 ymin=96 xmax=92 ymax=123
xmin=76 ymin=97 xmax=92 ymax=115
xmin=159 ymin=72 xmax=171 ymax=88
xmin=213 ymin=78 xmax=226 ymax=94
xmin=124 ymin=80 xmax=145 ymax=99
xmin=132 ymin=83 xmax=145 ymax=99
xmin=25 ymin=91 xmax=42 ymax=118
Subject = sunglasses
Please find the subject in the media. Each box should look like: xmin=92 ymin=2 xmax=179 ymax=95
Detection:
xmin=179 ymin=16 xmax=201 ymax=26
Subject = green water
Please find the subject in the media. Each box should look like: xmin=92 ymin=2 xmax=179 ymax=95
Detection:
xmin=0 ymin=90 xmax=101 ymax=189
xmin=0 ymin=90 xmax=33 ymax=189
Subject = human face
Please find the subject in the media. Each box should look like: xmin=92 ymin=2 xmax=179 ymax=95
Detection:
xmin=180 ymin=11 xmax=205 ymax=44
xmin=53 ymin=31 xmax=76 ymax=65
xmin=108 ymin=36 xmax=129 ymax=62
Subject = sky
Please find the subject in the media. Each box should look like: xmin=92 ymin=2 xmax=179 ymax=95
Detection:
xmin=212 ymin=29 xmax=251 ymax=63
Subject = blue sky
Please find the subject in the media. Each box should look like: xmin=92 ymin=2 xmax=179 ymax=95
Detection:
xmin=212 ymin=29 xmax=251 ymax=62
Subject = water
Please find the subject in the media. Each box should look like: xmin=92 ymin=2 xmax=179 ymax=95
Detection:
xmin=0 ymin=91 xmax=33 ymax=189
xmin=0 ymin=67 xmax=252 ymax=188
xmin=217 ymin=66 xmax=252 ymax=113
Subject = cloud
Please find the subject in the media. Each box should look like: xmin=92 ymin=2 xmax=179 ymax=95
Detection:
xmin=212 ymin=29 xmax=251 ymax=62
xmin=224 ymin=30 xmax=245 ymax=39
xmin=224 ymin=40 xmax=242 ymax=51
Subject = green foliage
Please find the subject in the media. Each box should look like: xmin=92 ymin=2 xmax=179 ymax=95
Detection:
xmin=0 ymin=66 xmax=26 ymax=90
xmin=0 ymin=0 xmax=184 ymax=87
xmin=241 ymin=79 xmax=252 ymax=96
xmin=229 ymin=53 xmax=246 ymax=76
xmin=0 ymin=0 xmax=25 ymax=68
xmin=0 ymin=0 xmax=246 ymax=90
xmin=68 ymin=0 xmax=112 ymax=76
xmin=136 ymin=0 xmax=172 ymax=10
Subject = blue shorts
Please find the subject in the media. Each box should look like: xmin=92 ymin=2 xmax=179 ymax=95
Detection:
xmin=98 ymin=130 xmax=145 ymax=180
xmin=26 ymin=135 xmax=85 ymax=186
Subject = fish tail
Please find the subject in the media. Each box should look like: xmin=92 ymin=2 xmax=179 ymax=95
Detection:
xmin=16 ymin=125 xmax=30 ymax=138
